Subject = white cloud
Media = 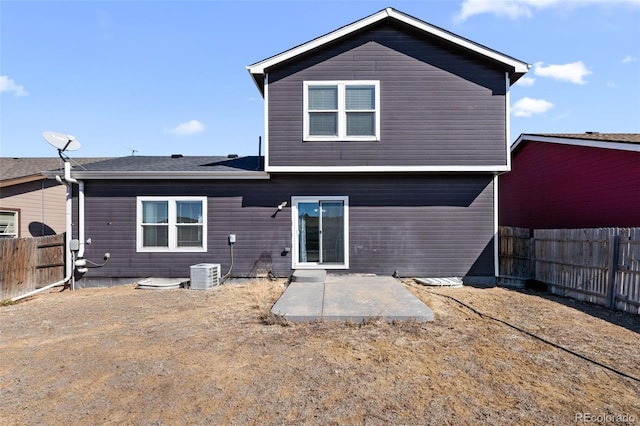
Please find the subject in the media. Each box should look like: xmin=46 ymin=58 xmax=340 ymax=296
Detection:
xmin=533 ymin=61 xmax=592 ymax=85
xmin=515 ymin=76 xmax=536 ymax=87
xmin=622 ymin=55 xmax=638 ymax=64
xmin=512 ymin=97 xmax=553 ymax=117
xmin=165 ymin=119 xmax=205 ymax=136
xmin=0 ymin=75 xmax=28 ymax=96
xmin=455 ymin=0 xmax=538 ymax=21
xmin=455 ymin=0 xmax=640 ymax=21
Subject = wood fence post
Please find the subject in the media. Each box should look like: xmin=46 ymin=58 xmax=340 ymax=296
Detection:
xmin=529 ymin=230 xmax=536 ymax=280
xmin=607 ymin=234 xmax=620 ymax=309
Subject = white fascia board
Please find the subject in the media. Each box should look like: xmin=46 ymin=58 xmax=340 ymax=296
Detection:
xmin=263 ymin=73 xmax=270 ymax=170
xmin=247 ymin=9 xmax=388 ymax=76
xmin=512 ymin=134 xmax=640 ymax=153
xmin=493 ymin=175 xmax=499 ymax=278
xmin=247 ymin=8 xmax=529 ymax=82
xmin=69 ymin=171 xmax=271 ymax=180
xmin=386 ymin=9 xmax=529 ymax=75
xmin=265 ymin=165 xmax=509 ymax=173
xmin=505 ymin=72 xmax=512 ymax=172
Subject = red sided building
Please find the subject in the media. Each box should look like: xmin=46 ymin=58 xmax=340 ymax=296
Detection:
xmin=499 ymin=133 xmax=640 ymax=229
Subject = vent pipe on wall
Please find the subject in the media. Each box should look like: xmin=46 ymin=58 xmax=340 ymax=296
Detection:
xmin=258 ymin=136 xmax=263 ymax=170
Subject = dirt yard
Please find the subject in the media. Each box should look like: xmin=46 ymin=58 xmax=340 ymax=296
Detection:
xmin=1 ymin=278 xmax=638 ymax=425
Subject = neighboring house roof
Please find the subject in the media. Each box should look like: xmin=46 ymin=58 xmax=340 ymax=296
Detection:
xmin=512 ymin=133 xmax=640 ymax=153
xmin=50 ymin=155 xmax=269 ymax=180
xmin=0 ymin=157 xmax=111 ymax=187
xmin=247 ymin=7 xmax=530 ymax=93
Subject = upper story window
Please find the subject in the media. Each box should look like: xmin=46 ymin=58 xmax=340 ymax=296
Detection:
xmin=137 ymin=196 xmax=207 ymax=252
xmin=0 ymin=209 xmax=19 ymax=238
xmin=304 ymin=81 xmax=380 ymax=141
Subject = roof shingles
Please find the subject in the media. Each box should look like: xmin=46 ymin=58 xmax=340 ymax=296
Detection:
xmin=78 ymin=156 xmax=263 ymax=173
xmin=0 ymin=157 xmax=111 ymax=182
xmin=530 ymin=133 xmax=640 ymax=144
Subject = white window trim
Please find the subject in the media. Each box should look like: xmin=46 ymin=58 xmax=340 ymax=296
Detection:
xmin=303 ymin=81 xmax=380 ymax=142
xmin=0 ymin=209 xmax=19 ymax=238
xmin=291 ymin=196 xmax=349 ymax=270
xmin=136 ymin=196 xmax=207 ymax=253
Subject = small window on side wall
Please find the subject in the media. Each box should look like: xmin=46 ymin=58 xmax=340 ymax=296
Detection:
xmin=0 ymin=210 xmax=19 ymax=238
xmin=137 ymin=197 xmax=206 ymax=252
xmin=304 ymin=81 xmax=380 ymax=141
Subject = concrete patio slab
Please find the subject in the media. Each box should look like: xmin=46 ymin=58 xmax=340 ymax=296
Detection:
xmin=271 ymin=274 xmax=434 ymax=323
xmin=270 ymin=281 xmax=325 ymax=322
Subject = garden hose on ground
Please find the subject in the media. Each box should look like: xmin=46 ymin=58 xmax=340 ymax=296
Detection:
xmin=416 ymin=285 xmax=640 ymax=383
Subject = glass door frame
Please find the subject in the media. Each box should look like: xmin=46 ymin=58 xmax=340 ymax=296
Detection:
xmin=291 ymin=196 xmax=349 ymax=270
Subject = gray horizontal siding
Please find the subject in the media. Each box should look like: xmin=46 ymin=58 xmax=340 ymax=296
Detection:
xmin=78 ymin=180 xmax=291 ymax=280
xmin=267 ymin=23 xmax=507 ymax=168
xmin=78 ymin=175 xmax=495 ymax=282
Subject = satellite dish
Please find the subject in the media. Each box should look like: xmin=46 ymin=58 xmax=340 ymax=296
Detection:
xmin=43 ymin=131 xmax=81 ymax=152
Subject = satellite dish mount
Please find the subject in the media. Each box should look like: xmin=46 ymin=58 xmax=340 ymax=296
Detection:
xmin=42 ymin=131 xmax=81 ymax=161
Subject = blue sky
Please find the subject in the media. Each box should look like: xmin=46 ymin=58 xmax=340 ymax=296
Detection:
xmin=1 ymin=0 xmax=639 ymax=158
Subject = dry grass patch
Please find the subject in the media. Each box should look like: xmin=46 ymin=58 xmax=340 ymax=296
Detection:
xmin=1 ymin=279 xmax=638 ymax=425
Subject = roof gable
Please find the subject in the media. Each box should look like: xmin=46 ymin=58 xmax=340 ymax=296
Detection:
xmin=247 ymin=7 xmax=529 ymax=94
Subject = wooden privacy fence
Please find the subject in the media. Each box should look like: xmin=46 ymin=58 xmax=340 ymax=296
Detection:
xmin=499 ymin=227 xmax=640 ymax=315
xmin=0 ymin=233 xmax=65 ymax=300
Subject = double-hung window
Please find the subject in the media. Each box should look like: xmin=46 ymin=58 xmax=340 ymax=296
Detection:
xmin=304 ymin=81 xmax=380 ymax=141
xmin=137 ymin=197 xmax=206 ymax=252
xmin=0 ymin=209 xmax=19 ymax=238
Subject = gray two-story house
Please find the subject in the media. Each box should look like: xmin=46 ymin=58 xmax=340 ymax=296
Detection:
xmin=65 ymin=8 xmax=529 ymax=286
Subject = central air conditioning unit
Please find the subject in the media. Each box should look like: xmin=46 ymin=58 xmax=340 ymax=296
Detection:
xmin=189 ymin=263 xmax=221 ymax=290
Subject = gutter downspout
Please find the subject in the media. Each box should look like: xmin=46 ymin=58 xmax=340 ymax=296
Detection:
xmin=60 ymin=161 xmax=81 ymax=282
xmin=65 ymin=166 xmax=87 ymax=273
xmin=60 ymin=163 xmax=88 ymax=288
xmin=10 ymin=162 xmax=85 ymax=301
xmin=10 ymin=164 xmax=73 ymax=301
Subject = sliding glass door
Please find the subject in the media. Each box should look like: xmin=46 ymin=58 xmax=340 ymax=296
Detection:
xmin=293 ymin=197 xmax=348 ymax=269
